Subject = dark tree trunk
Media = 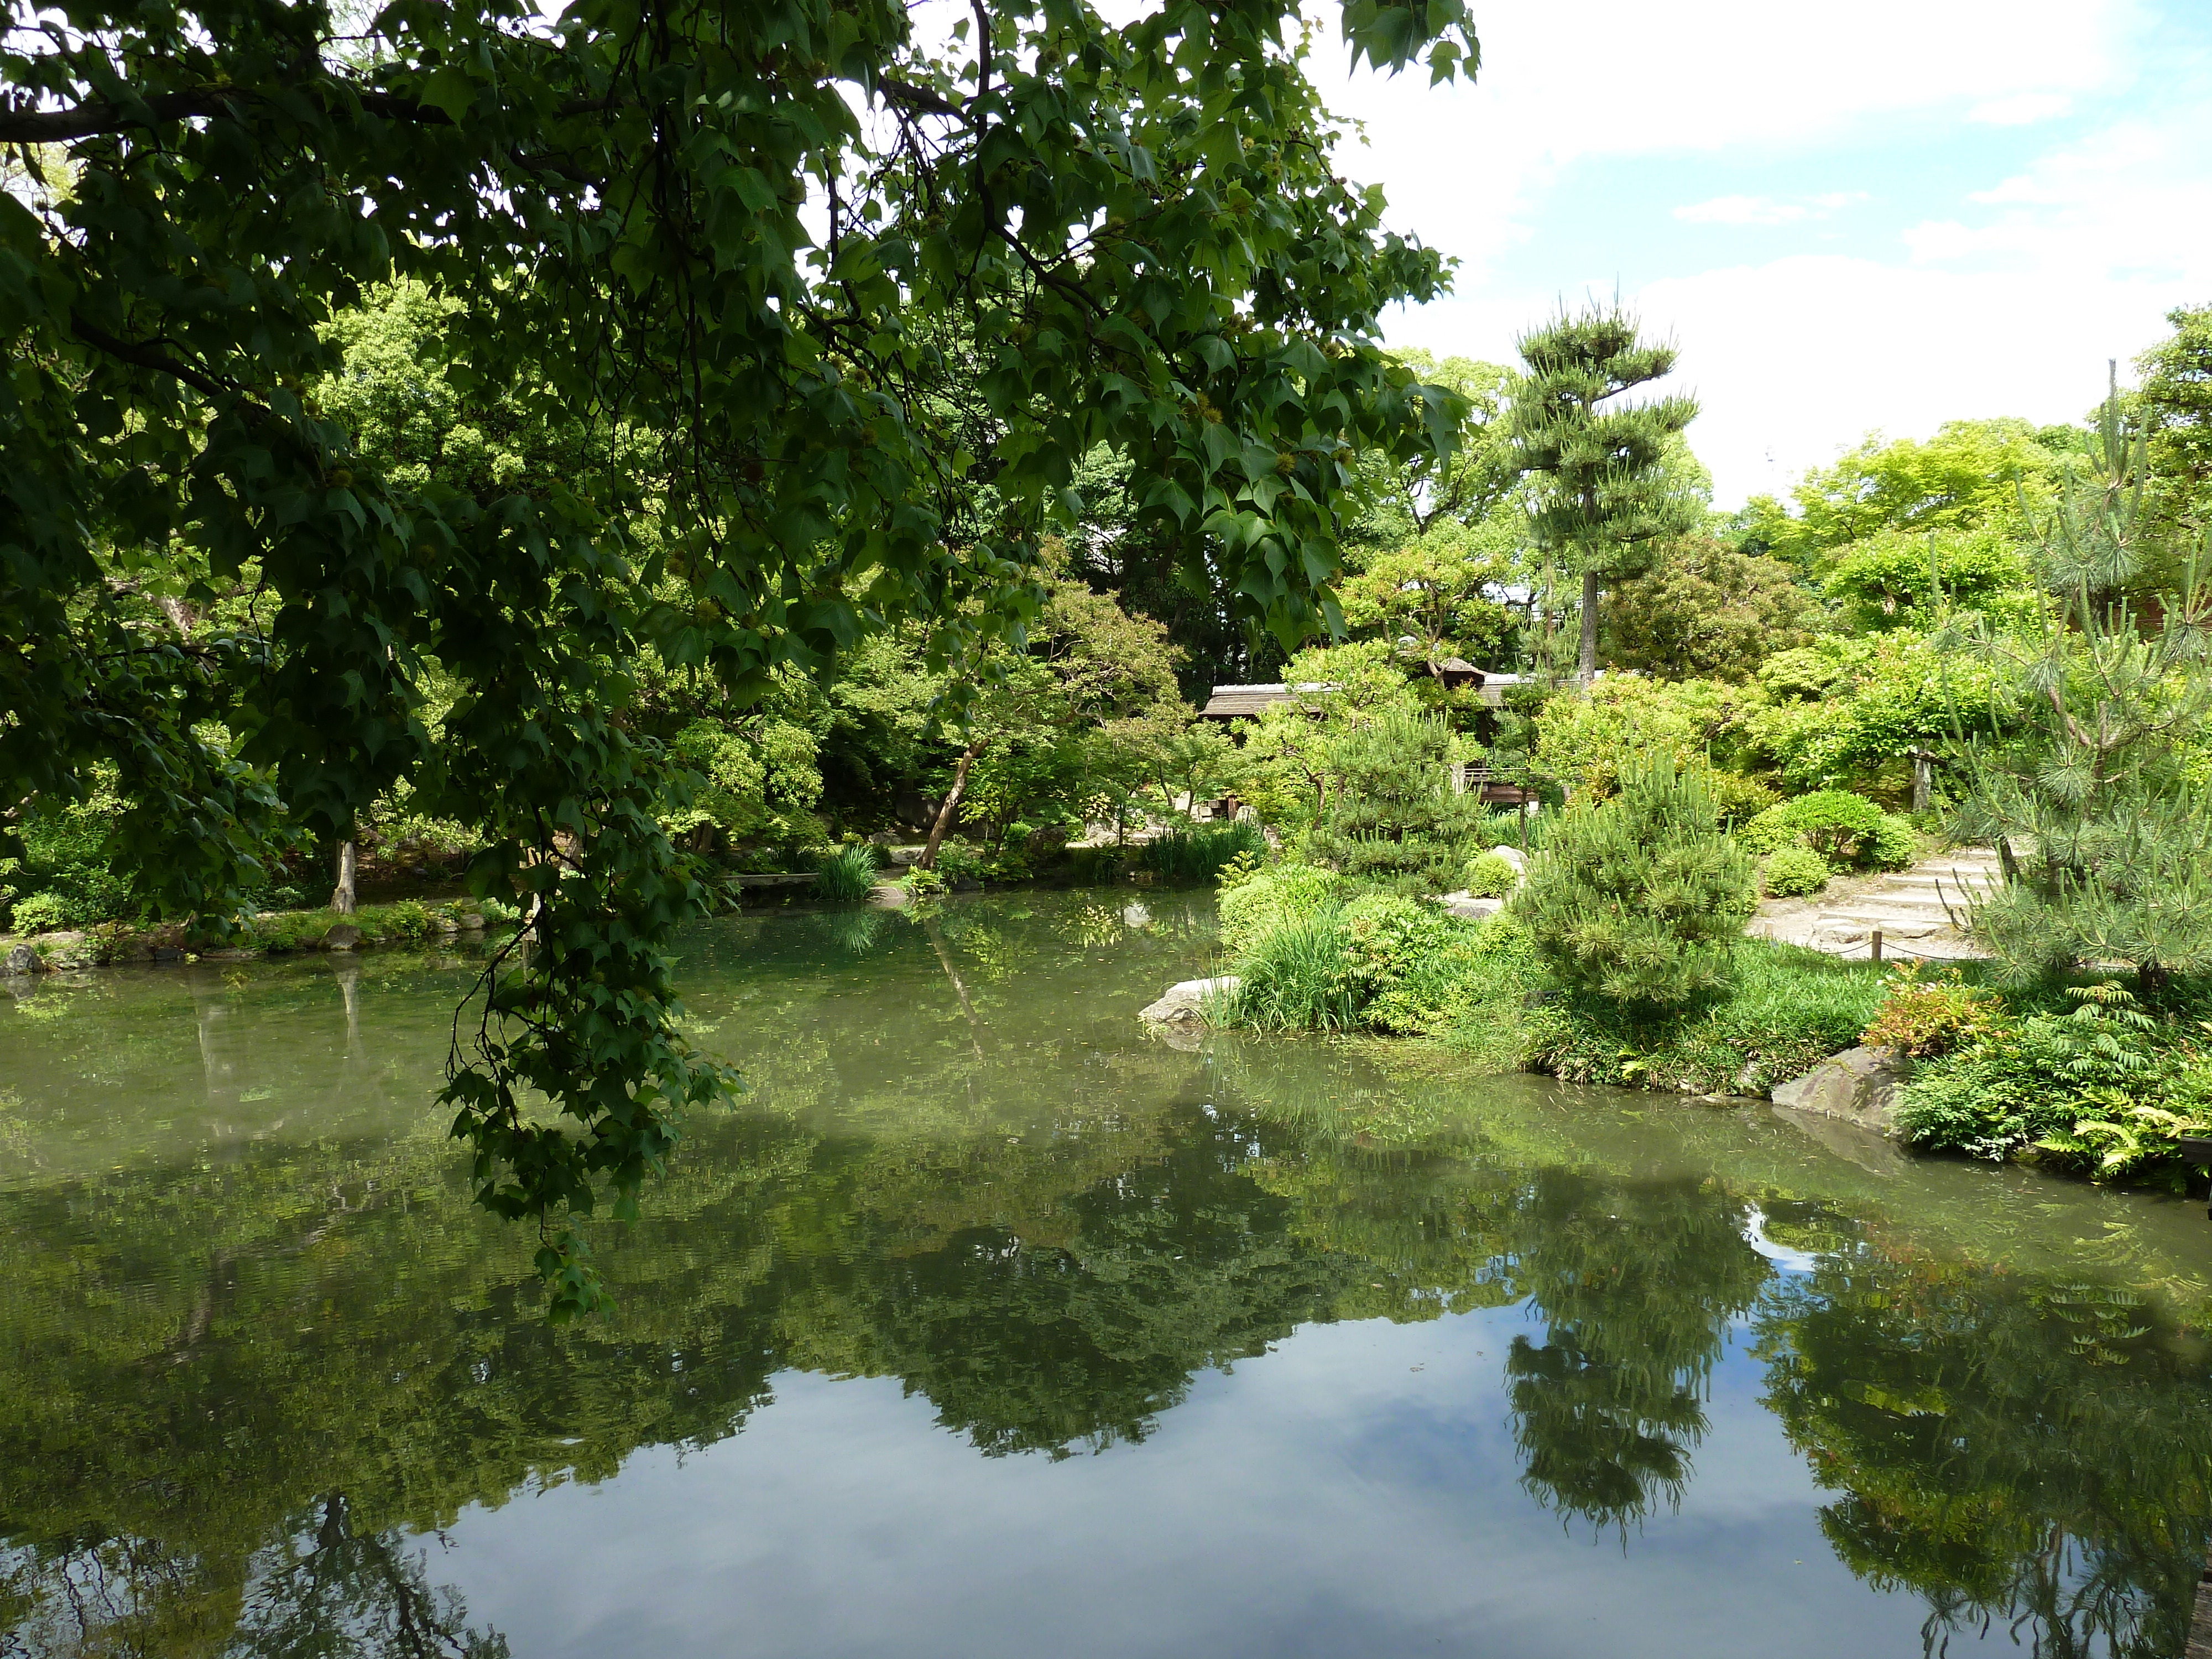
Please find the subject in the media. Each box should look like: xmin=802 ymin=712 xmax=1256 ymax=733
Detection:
xmin=1578 ymin=567 xmax=1601 ymax=682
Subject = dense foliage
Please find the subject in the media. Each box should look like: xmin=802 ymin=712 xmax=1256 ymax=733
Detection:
xmin=1 ymin=0 xmax=1476 ymax=1303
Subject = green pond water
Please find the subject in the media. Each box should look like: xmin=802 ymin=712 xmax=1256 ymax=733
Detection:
xmin=2 ymin=888 xmax=2209 ymax=1659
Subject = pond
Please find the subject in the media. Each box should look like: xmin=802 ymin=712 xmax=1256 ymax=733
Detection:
xmin=2 ymin=889 xmax=2208 ymax=1659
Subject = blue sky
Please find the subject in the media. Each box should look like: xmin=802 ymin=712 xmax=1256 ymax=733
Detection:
xmin=1311 ymin=0 xmax=2212 ymax=505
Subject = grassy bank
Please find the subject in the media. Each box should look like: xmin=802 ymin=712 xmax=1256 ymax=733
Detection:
xmin=1206 ymin=860 xmax=2212 ymax=1188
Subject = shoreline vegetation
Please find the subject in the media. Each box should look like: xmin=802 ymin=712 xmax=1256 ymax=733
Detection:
xmin=1194 ymin=841 xmax=2212 ymax=1194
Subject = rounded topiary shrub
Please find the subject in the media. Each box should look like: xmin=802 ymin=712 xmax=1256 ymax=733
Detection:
xmin=1463 ymin=851 xmax=1521 ymax=899
xmin=1761 ymin=846 xmax=1831 ymax=898
xmin=1739 ymin=790 xmax=1888 ymax=864
xmin=1869 ymin=813 xmax=1918 ymax=871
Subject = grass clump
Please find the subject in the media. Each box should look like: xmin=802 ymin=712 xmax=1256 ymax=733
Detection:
xmin=1524 ymin=941 xmax=1887 ymax=1095
xmin=1136 ymin=819 xmax=1267 ymax=883
xmin=811 ymin=843 xmax=880 ymax=903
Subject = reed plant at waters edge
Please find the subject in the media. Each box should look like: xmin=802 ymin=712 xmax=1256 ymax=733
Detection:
xmin=1232 ymin=909 xmax=1366 ymax=1032
xmin=811 ymin=844 xmax=881 ymax=904
xmin=1137 ymin=820 xmax=1267 ymax=883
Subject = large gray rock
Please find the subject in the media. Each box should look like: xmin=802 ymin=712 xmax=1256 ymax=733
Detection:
xmin=324 ymin=924 xmax=363 ymax=952
xmin=1138 ymin=975 xmax=1240 ymax=1025
xmin=1771 ymin=1045 xmax=1914 ymax=1135
xmin=3 ymin=943 xmax=41 ymax=975
xmin=1487 ymin=844 xmax=1528 ymax=875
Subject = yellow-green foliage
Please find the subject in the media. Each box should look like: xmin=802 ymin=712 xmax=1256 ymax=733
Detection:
xmin=1217 ymin=862 xmax=1348 ymax=955
xmin=1532 ymin=676 xmax=1752 ymax=800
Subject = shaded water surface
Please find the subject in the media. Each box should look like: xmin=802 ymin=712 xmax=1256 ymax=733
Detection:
xmin=2 ymin=890 xmax=2208 ymax=1659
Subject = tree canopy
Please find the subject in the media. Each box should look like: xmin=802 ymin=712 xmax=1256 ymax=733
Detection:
xmin=0 ymin=0 xmax=1477 ymax=1308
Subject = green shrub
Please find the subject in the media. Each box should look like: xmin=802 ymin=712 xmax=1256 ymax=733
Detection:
xmin=1463 ymin=851 xmax=1521 ymax=899
xmin=1858 ymin=966 xmax=1994 ymax=1057
xmin=932 ymin=840 xmax=985 ymax=884
xmin=7 ymin=891 xmax=76 ymax=934
xmin=1516 ymin=753 xmax=1757 ymax=1010
xmin=1740 ymin=790 xmax=1886 ymax=864
xmin=1136 ymin=820 xmax=1266 ymax=883
xmin=1299 ymin=707 xmax=1486 ymax=894
xmin=1227 ymin=891 xmax=1488 ymax=1037
xmin=1869 ymin=813 xmax=1918 ymax=870
xmin=900 ymin=865 xmax=949 ymax=899
xmin=1761 ymin=847 xmax=1830 ymax=898
xmin=1217 ymin=862 xmax=1347 ymax=955
xmin=811 ymin=843 xmax=880 ymax=904
xmin=1708 ymin=770 xmax=1780 ymax=828
xmin=1896 ymin=982 xmax=2211 ymax=1176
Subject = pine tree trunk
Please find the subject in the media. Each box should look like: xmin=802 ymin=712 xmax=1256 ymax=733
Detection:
xmin=330 ymin=838 xmax=357 ymax=915
xmin=918 ymin=740 xmax=985 ymax=871
xmin=1578 ymin=567 xmax=1601 ymax=681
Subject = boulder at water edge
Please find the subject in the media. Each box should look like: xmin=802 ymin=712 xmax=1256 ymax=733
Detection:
xmin=1770 ymin=1045 xmax=1914 ymax=1135
xmin=1138 ymin=976 xmax=1240 ymax=1025
xmin=3 ymin=943 xmax=40 ymax=975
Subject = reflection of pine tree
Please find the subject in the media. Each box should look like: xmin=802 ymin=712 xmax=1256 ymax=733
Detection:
xmin=1755 ymin=1246 xmax=2212 ymax=1659
xmin=1502 ymin=1172 xmax=1768 ymax=1532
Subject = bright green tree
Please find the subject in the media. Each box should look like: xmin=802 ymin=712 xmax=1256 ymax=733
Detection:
xmin=1509 ymin=306 xmax=1703 ymax=681
xmin=0 ymin=0 xmax=1474 ymax=1309
xmin=1600 ymin=535 xmax=1820 ymax=680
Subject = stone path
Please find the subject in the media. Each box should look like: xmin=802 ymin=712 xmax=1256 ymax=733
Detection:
xmin=1749 ymin=847 xmax=2002 ymax=962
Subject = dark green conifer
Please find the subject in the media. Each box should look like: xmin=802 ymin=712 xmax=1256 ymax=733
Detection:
xmin=1510 ymin=307 xmax=1702 ymax=680
xmin=1516 ymin=753 xmax=1755 ymax=1008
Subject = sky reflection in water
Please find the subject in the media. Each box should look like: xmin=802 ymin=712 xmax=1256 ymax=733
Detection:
xmin=1 ymin=889 xmax=2207 ymax=1659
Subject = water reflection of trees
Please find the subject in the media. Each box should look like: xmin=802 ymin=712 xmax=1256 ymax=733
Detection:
xmin=1752 ymin=1226 xmax=2212 ymax=1659
xmin=2 ymin=893 xmax=2208 ymax=1655
xmin=1503 ymin=1172 xmax=1767 ymax=1532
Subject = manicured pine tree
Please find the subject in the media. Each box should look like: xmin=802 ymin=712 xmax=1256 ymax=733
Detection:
xmin=1516 ymin=752 xmax=1756 ymax=1009
xmin=1510 ymin=306 xmax=1702 ymax=681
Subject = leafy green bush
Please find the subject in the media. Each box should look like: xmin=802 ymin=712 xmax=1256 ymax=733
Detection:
xmin=1896 ymin=982 xmax=2212 ymax=1177
xmin=5 ymin=789 xmax=136 ymax=931
xmin=1869 ymin=813 xmax=1919 ymax=870
xmin=900 ymin=865 xmax=949 ymax=899
xmin=810 ymin=843 xmax=880 ymax=904
xmin=1858 ymin=966 xmax=1994 ymax=1057
xmin=1217 ymin=862 xmax=1347 ymax=955
xmin=1740 ymin=790 xmax=1886 ymax=863
xmin=1463 ymin=851 xmax=1521 ymax=899
xmin=1517 ymin=754 xmax=1757 ymax=1010
xmin=6 ymin=890 xmax=77 ymax=935
xmin=932 ymin=840 xmax=985 ymax=884
xmin=1708 ymin=770 xmax=1780 ymax=828
xmin=1136 ymin=820 xmax=1266 ymax=883
xmin=1761 ymin=847 xmax=1830 ymax=898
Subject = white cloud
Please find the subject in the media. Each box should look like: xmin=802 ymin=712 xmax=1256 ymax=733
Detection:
xmin=1675 ymin=192 xmax=1866 ymax=226
xmin=1969 ymin=91 xmax=2076 ymax=124
xmin=1291 ymin=0 xmax=2209 ymax=505
xmin=1313 ymin=0 xmax=2138 ymax=285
